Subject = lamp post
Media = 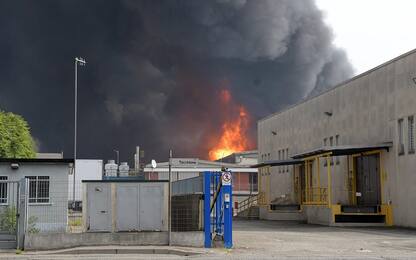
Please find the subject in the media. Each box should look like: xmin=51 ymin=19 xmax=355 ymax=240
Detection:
xmin=73 ymin=57 xmax=86 ymax=207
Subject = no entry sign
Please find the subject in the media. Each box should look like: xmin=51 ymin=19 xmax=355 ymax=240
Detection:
xmin=222 ymin=171 xmax=232 ymax=185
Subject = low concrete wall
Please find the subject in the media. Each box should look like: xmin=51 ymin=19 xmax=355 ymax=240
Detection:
xmin=171 ymin=232 xmax=204 ymax=247
xmin=259 ymin=207 xmax=306 ymax=221
xmin=25 ymin=231 xmax=205 ymax=250
xmin=303 ymin=206 xmax=332 ymax=225
xmin=25 ymin=232 xmax=168 ymax=250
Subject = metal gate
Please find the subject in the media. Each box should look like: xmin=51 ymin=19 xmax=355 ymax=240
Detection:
xmin=355 ymin=154 xmax=381 ymax=206
xmin=0 ymin=179 xmax=28 ymax=249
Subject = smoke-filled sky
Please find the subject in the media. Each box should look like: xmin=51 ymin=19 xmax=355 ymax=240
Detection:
xmin=0 ymin=0 xmax=352 ymax=163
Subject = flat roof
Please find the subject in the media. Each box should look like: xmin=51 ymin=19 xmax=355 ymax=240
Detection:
xmin=0 ymin=158 xmax=74 ymax=163
xmin=291 ymin=143 xmax=392 ymax=159
xmin=251 ymin=159 xmax=304 ymax=168
xmin=82 ymin=179 xmax=168 ymax=183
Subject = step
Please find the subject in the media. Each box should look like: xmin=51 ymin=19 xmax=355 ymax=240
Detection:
xmin=341 ymin=205 xmax=379 ymax=213
xmin=270 ymin=204 xmax=300 ymax=211
xmin=334 ymin=214 xmax=385 ymax=223
xmin=0 ymin=240 xmax=17 ymax=249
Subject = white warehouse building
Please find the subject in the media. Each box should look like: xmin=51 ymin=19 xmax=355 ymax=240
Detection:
xmin=257 ymin=49 xmax=416 ymax=227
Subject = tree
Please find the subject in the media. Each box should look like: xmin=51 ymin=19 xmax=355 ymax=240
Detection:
xmin=0 ymin=111 xmax=36 ymax=158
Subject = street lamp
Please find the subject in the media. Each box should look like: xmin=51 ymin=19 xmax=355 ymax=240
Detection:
xmin=73 ymin=57 xmax=86 ymax=207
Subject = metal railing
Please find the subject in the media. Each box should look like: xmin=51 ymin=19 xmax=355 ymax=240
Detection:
xmin=236 ymin=194 xmax=258 ymax=215
xmin=301 ymin=187 xmax=328 ymax=205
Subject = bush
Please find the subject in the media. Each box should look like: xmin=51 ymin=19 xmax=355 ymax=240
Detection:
xmin=0 ymin=206 xmax=17 ymax=233
xmin=0 ymin=206 xmax=39 ymax=234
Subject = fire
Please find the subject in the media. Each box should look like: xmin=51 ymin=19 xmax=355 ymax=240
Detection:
xmin=208 ymin=89 xmax=251 ymax=160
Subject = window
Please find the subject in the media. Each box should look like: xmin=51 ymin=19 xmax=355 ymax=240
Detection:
xmin=26 ymin=176 xmax=50 ymax=203
xmin=329 ymin=136 xmax=334 ymax=165
xmin=409 ymin=116 xmax=415 ymax=153
xmin=278 ymin=150 xmax=281 ymax=173
xmin=323 ymin=138 xmax=327 ymax=147
xmin=286 ymin=148 xmax=289 ymax=172
xmin=335 ymin=135 xmax=340 ymax=164
xmin=398 ymin=119 xmax=405 ymax=155
xmin=0 ymin=176 xmax=7 ymax=204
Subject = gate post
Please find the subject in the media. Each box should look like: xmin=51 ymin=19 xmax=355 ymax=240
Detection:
xmin=203 ymin=171 xmax=211 ymax=248
xmin=222 ymin=178 xmax=233 ymax=249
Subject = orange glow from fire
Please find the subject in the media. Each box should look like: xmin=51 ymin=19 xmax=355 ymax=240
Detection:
xmin=208 ymin=89 xmax=251 ymax=160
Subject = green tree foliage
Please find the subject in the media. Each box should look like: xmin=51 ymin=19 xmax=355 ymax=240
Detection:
xmin=0 ymin=111 xmax=36 ymax=158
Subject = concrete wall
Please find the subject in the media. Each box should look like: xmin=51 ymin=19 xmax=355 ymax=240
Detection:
xmin=0 ymin=162 xmax=70 ymax=232
xmin=24 ymin=231 xmax=204 ymax=250
xmin=258 ymin=50 xmax=416 ymax=227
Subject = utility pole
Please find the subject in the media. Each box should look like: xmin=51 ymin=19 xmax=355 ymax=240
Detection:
xmin=73 ymin=57 xmax=86 ymax=207
xmin=168 ymin=149 xmax=172 ymax=246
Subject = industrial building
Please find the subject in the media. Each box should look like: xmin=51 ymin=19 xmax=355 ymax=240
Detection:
xmin=143 ymin=157 xmax=258 ymax=207
xmin=257 ymin=49 xmax=416 ymax=227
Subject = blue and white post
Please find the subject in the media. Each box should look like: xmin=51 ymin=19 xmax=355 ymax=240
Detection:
xmin=203 ymin=171 xmax=212 ymax=248
xmin=221 ymin=170 xmax=233 ymax=249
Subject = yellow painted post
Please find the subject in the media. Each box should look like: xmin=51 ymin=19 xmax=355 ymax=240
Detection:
xmin=327 ymin=155 xmax=331 ymax=208
xmin=316 ymin=157 xmax=321 ymax=203
xmin=267 ymin=166 xmax=271 ymax=208
xmin=379 ymin=151 xmax=384 ymax=204
xmin=305 ymin=161 xmax=309 ymax=202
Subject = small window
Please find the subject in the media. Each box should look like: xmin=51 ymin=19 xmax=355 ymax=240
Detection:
xmin=335 ymin=135 xmax=340 ymax=164
xmin=329 ymin=136 xmax=334 ymax=165
xmin=323 ymin=138 xmax=327 ymax=147
xmin=0 ymin=176 xmax=7 ymax=204
xmin=398 ymin=119 xmax=405 ymax=155
xmin=409 ymin=116 xmax=415 ymax=154
xmin=26 ymin=176 xmax=50 ymax=203
xmin=286 ymin=148 xmax=289 ymax=172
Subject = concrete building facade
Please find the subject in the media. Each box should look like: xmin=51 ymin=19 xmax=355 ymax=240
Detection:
xmin=257 ymin=49 xmax=416 ymax=227
xmin=0 ymin=158 xmax=73 ymax=232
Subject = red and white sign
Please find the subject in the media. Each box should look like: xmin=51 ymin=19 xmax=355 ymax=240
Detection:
xmin=222 ymin=171 xmax=232 ymax=186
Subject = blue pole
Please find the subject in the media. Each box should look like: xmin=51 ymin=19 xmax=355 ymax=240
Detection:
xmin=203 ymin=171 xmax=212 ymax=248
xmin=222 ymin=172 xmax=233 ymax=249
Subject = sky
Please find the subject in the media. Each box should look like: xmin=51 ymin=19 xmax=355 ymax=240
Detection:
xmin=316 ymin=0 xmax=416 ymax=74
xmin=0 ymin=1 xmax=353 ymax=162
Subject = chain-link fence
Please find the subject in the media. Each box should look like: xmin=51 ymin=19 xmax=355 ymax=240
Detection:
xmin=25 ymin=180 xmax=83 ymax=234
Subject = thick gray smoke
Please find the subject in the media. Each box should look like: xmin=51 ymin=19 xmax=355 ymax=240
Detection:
xmin=0 ymin=0 xmax=353 ymax=162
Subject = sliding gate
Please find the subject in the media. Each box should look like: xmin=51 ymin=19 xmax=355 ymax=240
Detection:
xmin=203 ymin=170 xmax=233 ymax=249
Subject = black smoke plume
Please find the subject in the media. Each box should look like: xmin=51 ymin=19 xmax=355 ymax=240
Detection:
xmin=0 ymin=0 xmax=353 ymax=162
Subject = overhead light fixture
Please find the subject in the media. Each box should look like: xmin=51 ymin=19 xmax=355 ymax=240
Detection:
xmin=271 ymin=131 xmax=277 ymax=135
xmin=10 ymin=163 xmax=19 ymax=170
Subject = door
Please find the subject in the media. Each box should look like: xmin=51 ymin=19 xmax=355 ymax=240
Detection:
xmin=0 ymin=180 xmax=19 ymax=249
xmin=139 ymin=184 xmax=163 ymax=231
xmin=88 ymin=183 xmax=111 ymax=231
xmin=355 ymin=154 xmax=381 ymax=206
xmin=116 ymin=184 xmax=139 ymax=231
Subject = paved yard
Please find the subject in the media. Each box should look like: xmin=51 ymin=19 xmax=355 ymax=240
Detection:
xmin=1 ymin=220 xmax=416 ymax=259
xmin=231 ymin=219 xmax=416 ymax=259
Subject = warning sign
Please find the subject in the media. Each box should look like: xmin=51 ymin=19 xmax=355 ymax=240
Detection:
xmin=222 ymin=171 xmax=232 ymax=186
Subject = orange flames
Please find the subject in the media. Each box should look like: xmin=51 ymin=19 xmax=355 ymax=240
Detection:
xmin=208 ymin=89 xmax=251 ymax=161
